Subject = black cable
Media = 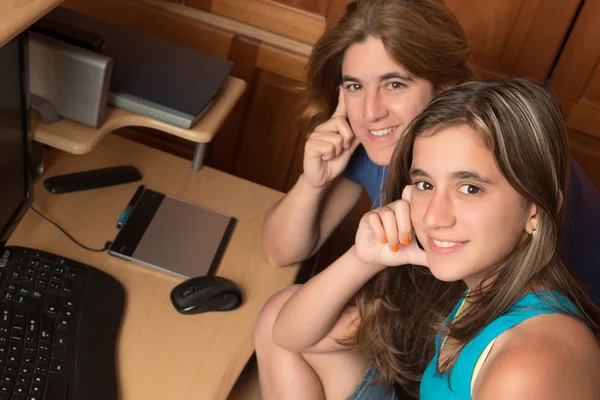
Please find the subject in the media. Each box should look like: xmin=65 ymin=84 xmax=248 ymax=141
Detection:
xmin=30 ymin=206 xmax=112 ymax=252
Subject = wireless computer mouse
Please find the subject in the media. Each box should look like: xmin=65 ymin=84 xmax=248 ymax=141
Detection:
xmin=170 ymin=275 xmax=242 ymax=315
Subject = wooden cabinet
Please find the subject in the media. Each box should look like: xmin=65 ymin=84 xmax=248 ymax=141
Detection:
xmin=445 ymin=0 xmax=581 ymax=80
xmin=62 ymin=0 xmax=310 ymax=192
xmin=549 ymin=0 xmax=600 ymax=188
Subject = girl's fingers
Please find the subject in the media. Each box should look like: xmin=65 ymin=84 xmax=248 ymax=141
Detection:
xmin=364 ymin=211 xmax=387 ymax=245
xmin=389 ymin=200 xmax=413 ymax=246
xmin=402 ymin=185 xmax=413 ymax=203
xmin=378 ymin=206 xmax=400 ymax=252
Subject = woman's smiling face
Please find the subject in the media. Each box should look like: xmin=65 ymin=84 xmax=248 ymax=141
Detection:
xmin=341 ymin=36 xmax=436 ymax=166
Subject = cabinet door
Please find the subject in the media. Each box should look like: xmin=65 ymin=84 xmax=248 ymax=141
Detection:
xmin=234 ymin=69 xmax=306 ymax=191
xmin=184 ymin=0 xmax=327 ymax=44
xmin=549 ymin=0 xmax=600 ymax=189
xmin=444 ymin=0 xmax=581 ymax=80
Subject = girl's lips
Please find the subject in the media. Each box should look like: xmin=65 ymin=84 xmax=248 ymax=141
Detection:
xmin=428 ymin=237 xmax=468 ymax=254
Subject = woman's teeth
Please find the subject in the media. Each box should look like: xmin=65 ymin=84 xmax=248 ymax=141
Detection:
xmin=432 ymin=239 xmax=459 ymax=248
xmin=370 ymin=127 xmax=396 ymax=137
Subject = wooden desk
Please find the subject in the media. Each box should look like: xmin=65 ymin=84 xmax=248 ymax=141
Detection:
xmin=7 ymin=135 xmax=298 ymax=399
xmin=0 ymin=0 xmax=64 ymax=47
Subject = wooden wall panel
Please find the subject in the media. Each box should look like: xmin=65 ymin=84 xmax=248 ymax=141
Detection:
xmin=256 ymin=43 xmax=308 ymax=82
xmin=549 ymin=0 xmax=600 ymax=189
xmin=444 ymin=0 xmax=581 ymax=80
xmin=63 ymin=0 xmax=234 ymax=59
xmin=568 ymin=131 xmax=600 ymax=189
xmin=235 ymin=70 xmax=305 ymax=191
xmin=186 ymin=0 xmax=326 ymax=45
xmin=207 ymin=36 xmax=262 ymax=174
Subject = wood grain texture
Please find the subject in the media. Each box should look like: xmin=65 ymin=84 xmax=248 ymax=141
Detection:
xmin=63 ymin=0 xmax=234 ymax=59
xmin=272 ymin=0 xmax=328 ymax=16
xmin=445 ymin=0 xmax=581 ymax=80
xmin=235 ymin=70 xmax=305 ymax=191
xmin=145 ymin=0 xmax=313 ymax=58
xmin=0 ymin=0 xmax=64 ymax=46
xmin=548 ymin=0 xmax=600 ymax=188
xmin=568 ymin=129 xmax=600 ymax=190
xmin=8 ymin=135 xmax=299 ymax=400
xmin=184 ymin=0 xmax=212 ymax=10
xmin=209 ymin=0 xmax=325 ymax=45
xmin=208 ymin=36 xmax=262 ymax=174
xmin=550 ymin=0 xmax=600 ymax=114
xmin=257 ymin=43 xmax=309 ymax=82
xmin=325 ymin=0 xmax=352 ymax=29
xmin=33 ymin=77 xmax=246 ymax=154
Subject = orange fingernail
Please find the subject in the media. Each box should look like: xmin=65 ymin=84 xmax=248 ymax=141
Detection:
xmin=401 ymin=237 xmax=411 ymax=245
xmin=391 ymin=244 xmax=400 ymax=252
xmin=380 ymin=236 xmax=388 ymax=244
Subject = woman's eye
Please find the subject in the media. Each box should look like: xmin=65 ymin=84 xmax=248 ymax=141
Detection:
xmin=458 ymin=184 xmax=481 ymax=195
xmin=387 ymin=81 xmax=405 ymax=89
xmin=345 ymin=83 xmax=362 ymax=92
xmin=414 ymin=181 xmax=433 ymax=191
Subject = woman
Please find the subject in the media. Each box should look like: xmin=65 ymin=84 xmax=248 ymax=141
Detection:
xmin=272 ymin=79 xmax=600 ymax=399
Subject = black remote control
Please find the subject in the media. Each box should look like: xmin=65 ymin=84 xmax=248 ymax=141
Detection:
xmin=44 ymin=166 xmax=142 ymax=194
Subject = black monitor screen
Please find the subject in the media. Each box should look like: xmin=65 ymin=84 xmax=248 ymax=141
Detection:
xmin=0 ymin=33 xmax=31 ymax=245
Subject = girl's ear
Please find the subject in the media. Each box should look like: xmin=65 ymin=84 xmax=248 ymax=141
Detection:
xmin=557 ymin=190 xmax=564 ymax=214
xmin=525 ymin=203 xmax=539 ymax=235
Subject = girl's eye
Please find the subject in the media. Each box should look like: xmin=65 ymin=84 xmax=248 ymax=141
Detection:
xmin=387 ymin=81 xmax=405 ymax=89
xmin=414 ymin=181 xmax=433 ymax=191
xmin=344 ymin=83 xmax=362 ymax=92
xmin=458 ymin=184 xmax=481 ymax=195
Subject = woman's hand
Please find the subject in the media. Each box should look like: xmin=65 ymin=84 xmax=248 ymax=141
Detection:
xmin=355 ymin=186 xmax=428 ymax=269
xmin=303 ymin=88 xmax=361 ymax=189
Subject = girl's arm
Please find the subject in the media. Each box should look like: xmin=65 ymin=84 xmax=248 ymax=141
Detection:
xmin=272 ymin=245 xmax=383 ymax=353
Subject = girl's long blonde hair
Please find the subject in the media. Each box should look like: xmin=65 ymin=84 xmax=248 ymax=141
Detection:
xmin=353 ymin=79 xmax=600 ymax=397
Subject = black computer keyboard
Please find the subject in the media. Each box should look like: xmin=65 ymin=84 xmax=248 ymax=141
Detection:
xmin=0 ymin=246 xmax=124 ymax=400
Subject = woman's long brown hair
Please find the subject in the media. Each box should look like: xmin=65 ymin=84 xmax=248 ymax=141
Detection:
xmin=299 ymin=0 xmax=474 ymax=136
xmin=353 ymin=79 xmax=600 ymax=397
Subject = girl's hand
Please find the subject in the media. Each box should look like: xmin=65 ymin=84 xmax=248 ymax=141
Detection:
xmin=303 ymin=88 xmax=361 ymax=189
xmin=355 ymin=186 xmax=428 ymax=269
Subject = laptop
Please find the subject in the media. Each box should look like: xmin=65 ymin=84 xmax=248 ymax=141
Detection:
xmin=109 ymin=188 xmax=236 ymax=278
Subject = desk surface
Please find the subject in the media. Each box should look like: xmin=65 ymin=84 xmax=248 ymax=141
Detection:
xmin=7 ymin=134 xmax=299 ymax=399
xmin=0 ymin=0 xmax=64 ymax=47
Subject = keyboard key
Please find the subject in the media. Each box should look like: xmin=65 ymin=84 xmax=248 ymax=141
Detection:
xmin=49 ymin=359 xmax=66 ymax=376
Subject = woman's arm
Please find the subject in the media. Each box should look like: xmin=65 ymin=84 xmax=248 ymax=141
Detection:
xmin=262 ymin=175 xmax=362 ymax=267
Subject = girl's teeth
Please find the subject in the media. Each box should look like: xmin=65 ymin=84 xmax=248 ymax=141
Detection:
xmin=432 ymin=239 xmax=458 ymax=248
xmin=370 ymin=127 xmax=395 ymax=137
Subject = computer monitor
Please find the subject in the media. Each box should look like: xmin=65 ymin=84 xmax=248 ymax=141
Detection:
xmin=0 ymin=32 xmax=33 ymax=246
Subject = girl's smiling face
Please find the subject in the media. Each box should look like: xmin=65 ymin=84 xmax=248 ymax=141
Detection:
xmin=409 ymin=124 xmax=538 ymax=289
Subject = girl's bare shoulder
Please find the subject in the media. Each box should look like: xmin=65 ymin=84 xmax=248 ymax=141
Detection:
xmin=473 ymin=313 xmax=600 ymax=400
